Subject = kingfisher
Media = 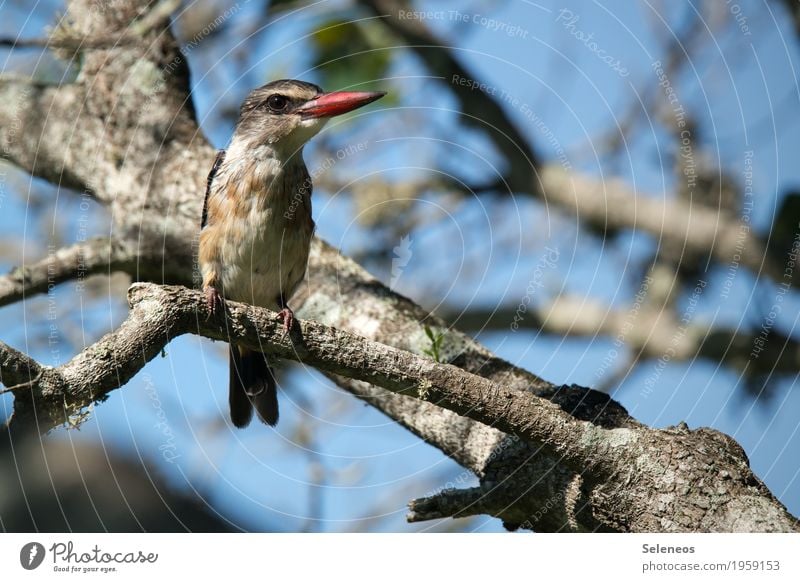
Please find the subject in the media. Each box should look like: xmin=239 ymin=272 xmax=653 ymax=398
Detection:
xmin=199 ymin=80 xmax=385 ymax=427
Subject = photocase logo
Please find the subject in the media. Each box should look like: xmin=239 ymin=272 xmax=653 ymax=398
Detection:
xmin=19 ymin=542 xmax=46 ymax=570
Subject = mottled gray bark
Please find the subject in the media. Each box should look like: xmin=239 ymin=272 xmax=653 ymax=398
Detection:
xmin=0 ymin=0 xmax=796 ymax=532
xmin=2 ymin=283 xmax=797 ymax=532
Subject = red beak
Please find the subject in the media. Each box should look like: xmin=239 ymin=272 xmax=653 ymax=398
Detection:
xmin=298 ymin=91 xmax=386 ymax=119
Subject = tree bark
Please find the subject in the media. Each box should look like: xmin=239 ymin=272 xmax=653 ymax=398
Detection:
xmin=3 ymin=283 xmax=797 ymax=532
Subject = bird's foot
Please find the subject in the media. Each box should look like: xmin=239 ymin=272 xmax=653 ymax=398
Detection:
xmin=276 ymin=307 xmax=294 ymax=337
xmin=205 ymin=286 xmax=224 ymax=319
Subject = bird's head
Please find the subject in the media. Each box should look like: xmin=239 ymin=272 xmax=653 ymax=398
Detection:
xmin=233 ymin=79 xmax=385 ymax=157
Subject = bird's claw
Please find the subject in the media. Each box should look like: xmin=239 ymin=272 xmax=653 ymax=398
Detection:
xmin=205 ymin=286 xmax=224 ymax=319
xmin=277 ymin=307 xmax=294 ymax=337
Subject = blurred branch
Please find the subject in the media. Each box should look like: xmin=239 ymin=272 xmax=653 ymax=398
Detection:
xmin=583 ymin=6 xmax=705 ymax=161
xmin=354 ymin=0 xmax=788 ymax=290
xmin=539 ymin=166 xmax=780 ymax=281
xmin=0 ymin=35 xmax=139 ymax=50
xmin=0 ymin=237 xmax=134 ymax=308
xmin=0 ymin=434 xmax=237 ymax=531
xmin=358 ymin=0 xmax=539 ymax=193
xmin=131 ymin=0 xmax=182 ymax=37
xmin=437 ymin=294 xmax=800 ymax=377
xmin=2 ymin=282 xmax=796 ymax=532
xmin=779 ymin=0 xmax=800 ymax=37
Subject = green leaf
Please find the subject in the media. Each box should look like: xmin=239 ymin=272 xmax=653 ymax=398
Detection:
xmin=422 ymin=326 xmax=444 ymax=363
xmin=424 ymin=325 xmax=436 ymax=342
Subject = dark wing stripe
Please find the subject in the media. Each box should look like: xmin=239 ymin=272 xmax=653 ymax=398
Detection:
xmin=201 ymin=149 xmax=226 ymax=229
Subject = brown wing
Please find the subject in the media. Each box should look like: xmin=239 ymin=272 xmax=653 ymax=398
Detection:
xmin=201 ymin=149 xmax=226 ymax=229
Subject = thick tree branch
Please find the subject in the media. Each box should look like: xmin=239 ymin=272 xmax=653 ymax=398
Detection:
xmin=4 ymin=283 xmax=608 ymax=478
xmin=334 ymin=377 xmax=607 ymax=531
xmin=2 ymin=283 xmax=796 ymax=532
xmin=296 ymin=238 xmax=636 ymax=530
xmin=0 ymin=82 xmax=91 ymax=191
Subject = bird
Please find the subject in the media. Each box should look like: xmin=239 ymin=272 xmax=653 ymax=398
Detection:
xmin=198 ymin=79 xmax=385 ymax=428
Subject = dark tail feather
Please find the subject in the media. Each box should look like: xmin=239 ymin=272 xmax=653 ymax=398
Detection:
xmin=228 ymin=347 xmax=279 ymax=427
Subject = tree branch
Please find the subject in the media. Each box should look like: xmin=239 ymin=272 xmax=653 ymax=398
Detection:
xmin=436 ymin=296 xmax=800 ymax=377
xmin=0 ymin=237 xmax=134 ymax=308
xmin=335 ymin=377 xmax=608 ymax=531
xmin=3 ymin=283 xmax=797 ymax=532
xmin=4 ymin=283 xmax=605 ymax=475
xmin=295 ymin=238 xmax=636 ymax=530
xmin=0 ymin=36 xmax=138 ymax=50
xmin=0 ymin=235 xmax=196 ymax=308
xmin=0 ymin=340 xmax=43 ymax=389
xmin=0 ymin=82 xmax=93 ymax=191
xmin=0 ymin=0 xmax=179 ymax=51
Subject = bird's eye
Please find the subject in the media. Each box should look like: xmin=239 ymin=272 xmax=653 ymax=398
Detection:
xmin=266 ymin=94 xmax=289 ymax=112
